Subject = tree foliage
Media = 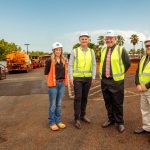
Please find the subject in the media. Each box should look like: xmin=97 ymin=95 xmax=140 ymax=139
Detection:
xmin=117 ymin=35 xmax=125 ymax=46
xmin=0 ymin=39 xmax=21 ymax=60
xmin=130 ymin=34 xmax=139 ymax=50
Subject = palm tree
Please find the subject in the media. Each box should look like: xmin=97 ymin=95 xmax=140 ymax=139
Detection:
xmin=97 ymin=36 xmax=105 ymax=48
xmin=130 ymin=34 xmax=139 ymax=51
xmin=129 ymin=49 xmax=136 ymax=54
xmin=117 ymin=35 xmax=125 ymax=46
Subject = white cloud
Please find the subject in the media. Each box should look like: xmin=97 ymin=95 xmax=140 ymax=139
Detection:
xmin=61 ymin=29 xmax=150 ymax=52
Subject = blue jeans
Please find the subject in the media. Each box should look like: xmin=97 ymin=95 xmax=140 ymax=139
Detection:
xmin=48 ymin=82 xmax=65 ymax=126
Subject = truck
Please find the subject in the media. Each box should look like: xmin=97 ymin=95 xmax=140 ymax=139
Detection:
xmin=6 ymin=51 xmax=32 ymax=73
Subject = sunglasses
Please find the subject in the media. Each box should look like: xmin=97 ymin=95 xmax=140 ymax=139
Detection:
xmin=145 ymin=45 xmax=150 ymax=48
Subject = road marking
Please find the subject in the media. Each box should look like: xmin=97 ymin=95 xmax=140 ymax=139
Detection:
xmin=89 ymin=90 xmax=101 ymax=97
xmin=69 ymin=88 xmax=139 ymax=100
xmin=90 ymin=85 xmax=101 ymax=90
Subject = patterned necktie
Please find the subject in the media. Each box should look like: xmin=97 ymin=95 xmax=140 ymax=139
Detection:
xmin=105 ymin=48 xmax=111 ymax=78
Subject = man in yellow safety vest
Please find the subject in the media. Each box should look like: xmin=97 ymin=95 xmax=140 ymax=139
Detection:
xmin=100 ymin=30 xmax=130 ymax=133
xmin=134 ymin=37 xmax=150 ymax=135
xmin=68 ymin=32 xmax=96 ymax=129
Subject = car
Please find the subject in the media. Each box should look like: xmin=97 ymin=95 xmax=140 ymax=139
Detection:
xmin=0 ymin=64 xmax=6 ymax=80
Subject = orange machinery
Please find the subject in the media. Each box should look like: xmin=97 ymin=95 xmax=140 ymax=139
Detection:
xmin=6 ymin=51 xmax=32 ymax=73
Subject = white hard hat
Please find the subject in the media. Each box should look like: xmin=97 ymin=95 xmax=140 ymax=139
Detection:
xmin=144 ymin=37 xmax=150 ymax=43
xmin=79 ymin=32 xmax=90 ymax=37
xmin=52 ymin=42 xmax=63 ymax=49
xmin=105 ymin=30 xmax=116 ymax=37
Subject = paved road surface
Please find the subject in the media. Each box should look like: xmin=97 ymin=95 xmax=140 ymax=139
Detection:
xmin=0 ymin=68 xmax=150 ymax=150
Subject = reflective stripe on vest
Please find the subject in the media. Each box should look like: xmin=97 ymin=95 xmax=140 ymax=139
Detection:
xmin=100 ymin=45 xmax=125 ymax=81
xmin=73 ymin=47 xmax=93 ymax=77
xmin=139 ymin=56 xmax=150 ymax=91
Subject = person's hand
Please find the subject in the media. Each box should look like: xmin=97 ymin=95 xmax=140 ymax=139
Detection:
xmin=69 ymin=80 xmax=74 ymax=87
xmin=141 ymin=84 xmax=147 ymax=92
xmin=136 ymin=85 xmax=142 ymax=92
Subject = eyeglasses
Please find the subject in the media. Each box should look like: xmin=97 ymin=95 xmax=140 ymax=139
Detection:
xmin=145 ymin=45 xmax=150 ymax=48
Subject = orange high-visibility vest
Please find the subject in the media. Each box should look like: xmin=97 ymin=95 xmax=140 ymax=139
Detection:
xmin=47 ymin=59 xmax=68 ymax=87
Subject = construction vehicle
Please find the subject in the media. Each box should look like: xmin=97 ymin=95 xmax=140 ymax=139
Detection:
xmin=31 ymin=56 xmax=44 ymax=69
xmin=6 ymin=51 xmax=32 ymax=73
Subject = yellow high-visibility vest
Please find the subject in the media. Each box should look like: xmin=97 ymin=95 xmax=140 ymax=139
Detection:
xmin=73 ymin=47 xmax=94 ymax=77
xmin=99 ymin=45 xmax=125 ymax=81
xmin=139 ymin=56 xmax=150 ymax=91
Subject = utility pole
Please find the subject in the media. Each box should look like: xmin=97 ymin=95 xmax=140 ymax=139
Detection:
xmin=24 ymin=44 xmax=30 ymax=55
xmin=140 ymin=41 xmax=143 ymax=59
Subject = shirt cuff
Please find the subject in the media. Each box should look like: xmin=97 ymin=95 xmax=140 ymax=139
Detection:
xmin=69 ymin=75 xmax=73 ymax=80
xmin=92 ymin=76 xmax=96 ymax=80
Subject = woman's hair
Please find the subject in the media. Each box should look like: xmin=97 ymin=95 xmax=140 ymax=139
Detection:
xmin=51 ymin=48 xmax=66 ymax=65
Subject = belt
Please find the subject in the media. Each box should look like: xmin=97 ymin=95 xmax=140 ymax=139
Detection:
xmin=56 ymin=79 xmax=64 ymax=82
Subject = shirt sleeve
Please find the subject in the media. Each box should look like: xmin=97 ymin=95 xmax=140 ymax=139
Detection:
xmin=44 ymin=59 xmax=51 ymax=75
xmin=135 ymin=64 xmax=140 ymax=85
xmin=68 ymin=50 xmax=74 ymax=80
xmin=92 ymin=50 xmax=96 ymax=79
xmin=122 ymin=48 xmax=131 ymax=72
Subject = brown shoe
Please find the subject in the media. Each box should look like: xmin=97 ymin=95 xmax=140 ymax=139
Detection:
xmin=74 ymin=120 xmax=81 ymax=129
xmin=134 ymin=128 xmax=148 ymax=134
xmin=81 ymin=116 xmax=91 ymax=123
xmin=102 ymin=120 xmax=115 ymax=128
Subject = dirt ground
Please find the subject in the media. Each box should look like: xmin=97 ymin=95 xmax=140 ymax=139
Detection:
xmin=0 ymin=68 xmax=150 ymax=150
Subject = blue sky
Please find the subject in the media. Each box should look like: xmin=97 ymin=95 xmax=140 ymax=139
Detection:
xmin=0 ymin=0 xmax=150 ymax=53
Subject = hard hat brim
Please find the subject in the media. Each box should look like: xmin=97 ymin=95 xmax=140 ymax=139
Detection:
xmin=79 ymin=35 xmax=90 ymax=38
xmin=144 ymin=40 xmax=150 ymax=43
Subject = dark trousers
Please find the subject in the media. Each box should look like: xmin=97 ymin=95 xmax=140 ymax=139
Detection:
xmin=73 ymin=77 xmax=92 ymax=120
xmin=101 ymin=78 xmax=124 ymax=124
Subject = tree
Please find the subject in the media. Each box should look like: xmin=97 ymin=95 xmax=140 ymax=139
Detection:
xmin=88 ymin=43 xmax=95 ymax=49
xmin=29 ymin=51 xmax=49 ymax=57
xmin=129 ymin=49 xmax=136 ymax=55
xmin=117 ymin=35 xmax=125 ymax=46
xmin=73 ymin=43 xmax=80 ymax=49
xmin=0 ymin=39 xmax=22 ymax=60
xmin=97 ymin=36 xmax=105 ymax=48
xmin=130 ymin=34 xmax=139 ymax=51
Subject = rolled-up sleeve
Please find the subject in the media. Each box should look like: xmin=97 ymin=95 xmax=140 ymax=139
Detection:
xmin=44 ymin=59 xmax=51 ymax=75
xmin=68 ymin=50 xmax=74 ymax=80
xmin=92 ymin=50 xmax=96 ymax=79
xmin=122 ymin=48 xmax=131 ymax=72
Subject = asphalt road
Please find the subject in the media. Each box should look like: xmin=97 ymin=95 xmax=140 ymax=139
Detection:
xmin=0 ymin=68 xmax=150 ymax=150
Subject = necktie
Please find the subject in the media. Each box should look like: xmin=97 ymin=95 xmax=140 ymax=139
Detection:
xmin=105 ymin=48 xmax=111 ymax=78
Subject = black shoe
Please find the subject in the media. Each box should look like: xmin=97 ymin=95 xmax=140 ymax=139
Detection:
xmin=81 ymin=116 xmax=91 ymax=123
xmin=102 ymin=120 xmax=115 ymax=128
xmin=118 ymin=125 xmax=125 ymax=133
xmin=74 ymin=120 xmax=81 ymax=129
xmin=134 ymin=128 xmax=148 ymax=134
